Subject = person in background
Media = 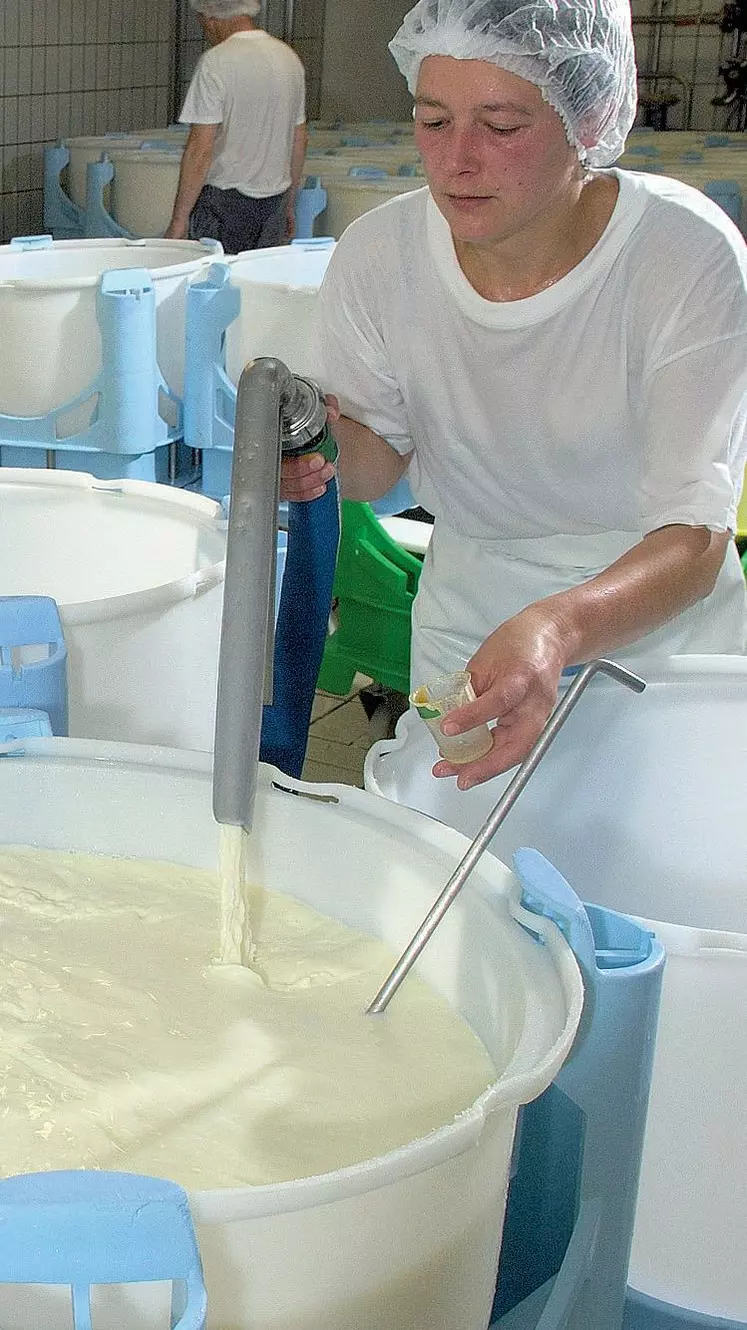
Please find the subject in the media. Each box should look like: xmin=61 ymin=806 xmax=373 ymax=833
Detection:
xmin=165 ymin=0 xmax=307 ymax=253
xmin=283 ymin=0 xmax=747 ymax=789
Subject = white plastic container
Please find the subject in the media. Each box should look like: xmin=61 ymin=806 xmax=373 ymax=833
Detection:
xmin=0 ymin=471 xmax=225 ymax=751
xmin=323 ymin=176 xmax=426 ymax=237
xmin=365 ymin=655 xmax=747 ymax=1323
xmin=0 ymin=237 xmax=217 ymax=432
xmin=0 ymin=740 xmax=582 ymax=1330
xmin=65 ymin=131 xmax=186 ymax=207
xmin=225 ymin=242 xmax=336 ymax=383
xmin=110 ymin=148 xmax=183 ymax=238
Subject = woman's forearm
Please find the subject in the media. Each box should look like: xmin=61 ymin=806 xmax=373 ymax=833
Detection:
xmin=544 ymin=524 xmax=732 ymax=664
xmin=333 ymin=414 xmax=412 ymax=501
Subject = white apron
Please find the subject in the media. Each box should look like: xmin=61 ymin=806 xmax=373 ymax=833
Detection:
xmin=410 ymin=524 xmax=747 ymax=688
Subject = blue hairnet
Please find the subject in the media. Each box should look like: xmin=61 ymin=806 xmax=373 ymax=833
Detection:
xmin=389 ymin=0 xmax=637 ymax=167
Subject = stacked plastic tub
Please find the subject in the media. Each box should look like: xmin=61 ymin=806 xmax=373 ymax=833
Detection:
xmin=44 ymin=128 xmax=189 ymax=239
xmin=0 ymin=234 xmax=218 ymax=481
xmin=364 ymin=655 xmax=747 ymax=1330
xmin=183 ymin=239 xmax=337 ymax=498
xmin=0 ymin=469 xmax=226 ymax=749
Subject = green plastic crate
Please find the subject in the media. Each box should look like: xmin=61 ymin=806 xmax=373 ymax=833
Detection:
xmin=318 ymin=500 xmax=423 ymax=697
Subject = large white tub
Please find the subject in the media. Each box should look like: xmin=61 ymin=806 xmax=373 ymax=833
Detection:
xmin=323 ymin=176 xmax=425 ymax=237
xmin=0 ymin=471 xmax=225 ymax=751
xmin=109 ymin=148 xmax=183 ymax=238
xmin=224 ymin=242 xmax=336 ymax=384
xmin=365 ymin=655 xmax=747 ymax=1323
xmin=0 ymin=237 xmax=216 ymax=433
xmin=0 ymin=740 xmax=582 ymax=1330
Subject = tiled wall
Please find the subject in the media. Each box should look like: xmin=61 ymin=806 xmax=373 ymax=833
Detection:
xmin=0 ymin=0 xmax=175 ymax=243
xmin=0 ymin=0 xmax=738 ymax=249
xmin=631 ymin=0 xmax=738 ymax=131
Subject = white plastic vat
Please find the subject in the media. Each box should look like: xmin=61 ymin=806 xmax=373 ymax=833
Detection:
xmin=225 ymin=241 xmax=336 ymax=383
xmin=0 ymin=237 xmax=217 ymax=432
xmin=0 ymin=470 xmax=225 ymax=751
xmin=364 ymin=654 xmax=747 ymax=1323
xmin=65 ymin=130 xmax=187 ymax=208
xmin=323 ymin=176 xmax=426 ymax=238
xmin=0 ymin=740 xmax=582 ymax=1330
xmin=110 ymin=148 xmax=183 ymax=238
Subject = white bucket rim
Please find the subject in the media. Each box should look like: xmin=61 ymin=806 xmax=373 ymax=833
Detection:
xmin=0 ymin=469 xmax=225 ymax=622
xmin=0 ymin=238 xmax=219 ymax=291
xmin=633 ymin=912 xmax=747 ymax=955
xmin=0 ymin=738 xmax=583 ymax=1223
xmin=226 ymin=241 xmax=335 ymax=291
xmin=330 ymin=179 xmax=427 ymax=193
xmin=365 ymin=652 xmax=747 ymax=793
xmin=110 ymin=148 xmax=184 ymax=164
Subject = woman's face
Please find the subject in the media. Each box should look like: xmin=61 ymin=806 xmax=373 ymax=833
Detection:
xmin=414 ymin=56 xmax=584 ymax=248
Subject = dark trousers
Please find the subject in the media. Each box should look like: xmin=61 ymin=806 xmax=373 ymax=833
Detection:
xmin=189 ymin=183 xmax=291 ymax=255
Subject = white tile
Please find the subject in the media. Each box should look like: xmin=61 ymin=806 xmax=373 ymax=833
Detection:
xmin=3 ymin=97 xmax=19 ymax=146
xmin=32 ymin=47 xmax=46 ymax=96
xmin=58 ymin=0 xmax=74 ymax=44
xmin=16 ymin=95 xmax=32 ymax=144
xmin=45 ymin=48 xmax=59 ymax=94
xmin=3 ymin=47 xmax=20 ymax=97
xmin=17 ymin=48 xmax=32 ymax=95
xmin=45 ymin=0 xmax=60 ymax=45
xmin=83 ymin=45 xmax=97 ymax=91
xmin=56 ymin=45 xmax=72 ymax=93
xmin=69 ymin=45 xmax=84 ymax=91
xmin=4 ymin=0 xmax=20 ymax=47
xmin=44 ymin=94 xmax=59 ymax=142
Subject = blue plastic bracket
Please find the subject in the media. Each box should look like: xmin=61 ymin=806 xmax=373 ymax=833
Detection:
xmin=83 ymin=156 xmax=132 ymax=239
xmin=492 ymin=848 xmax=665 ymax=1330
xmin=0 ymin=596 xmax=68 ymax=736
xmin=0 ymin=265 xmax=183 ymax=470
xmin=10 ymin=233 xmax=55 ymax=251
xmin=295 ymin=176 xmax=328 ymax=238
xmin=0 ymin=708 xmax=53 ymax=741
xmin=43 ymin=145 xmax=86 ymax=240
xmin=348 ymin=166 xmax=388 ymax=179
xmin=183 ymin=261 xmax=241 ymax=455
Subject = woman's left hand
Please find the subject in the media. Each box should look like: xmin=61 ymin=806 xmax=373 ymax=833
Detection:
xmin=433 ymin=606 xmax=572 ymax=790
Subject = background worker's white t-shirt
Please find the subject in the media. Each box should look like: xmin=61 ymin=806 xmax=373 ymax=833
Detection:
xmin=308 ymin=171 xmax=747 ymax=673
xmin=180 ymin=31 xmax=305 ymax=198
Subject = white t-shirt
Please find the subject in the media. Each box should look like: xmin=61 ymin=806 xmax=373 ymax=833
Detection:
xmin=309 ymin=171 xmax=747 ymax=541
xmin=180 ymin=31 xmax=305 ymax=198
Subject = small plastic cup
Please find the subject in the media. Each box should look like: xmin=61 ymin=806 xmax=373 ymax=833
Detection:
xmin=410 ymin=671 xmax=493 ymax=765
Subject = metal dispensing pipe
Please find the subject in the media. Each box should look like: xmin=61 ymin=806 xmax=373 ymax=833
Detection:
xmin=211 ymin=357 xmax=335 ymax=833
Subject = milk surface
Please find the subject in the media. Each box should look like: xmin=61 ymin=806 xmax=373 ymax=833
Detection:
xmin=0 ymin=846 xmax=495 ymax=1189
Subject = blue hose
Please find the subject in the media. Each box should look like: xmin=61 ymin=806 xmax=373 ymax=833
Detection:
xmin=260 ymin=475 xmax=340 ymax=778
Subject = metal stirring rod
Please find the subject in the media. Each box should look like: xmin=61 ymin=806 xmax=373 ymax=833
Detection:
xmin=366 ymin=658 xmax=646 ymax=1015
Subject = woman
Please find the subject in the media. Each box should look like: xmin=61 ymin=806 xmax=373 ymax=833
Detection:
xmin=282 ymin=0 xmax=747 ymax=788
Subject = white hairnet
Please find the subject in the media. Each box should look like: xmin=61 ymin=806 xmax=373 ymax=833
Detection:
xmin=389 ymin=0 xmax=637 ymax=167
xmin=190 ymin=0 xmax=261 ymax=17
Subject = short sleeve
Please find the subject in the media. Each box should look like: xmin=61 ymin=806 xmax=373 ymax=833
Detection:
xmin=638 ymin=244 xmax=747 ymax=534
xmin=179 ymin=54 xmax=225 ymax=126
xmin=308 ymin=237 xmax=413 ymax=456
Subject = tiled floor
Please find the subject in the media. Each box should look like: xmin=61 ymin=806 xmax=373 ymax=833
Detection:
xmin=301 ymin=675 xmax=410 ymax=788
xmin=301 ymin=676 xmax=374 ymax=789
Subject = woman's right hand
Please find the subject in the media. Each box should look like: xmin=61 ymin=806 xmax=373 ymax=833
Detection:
xmin=280 ymin=394 xmax=339 ymax=502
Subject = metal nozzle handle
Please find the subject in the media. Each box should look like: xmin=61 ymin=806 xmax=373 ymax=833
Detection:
xmin=366 ymin=659 xmax=646 ymax=1014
